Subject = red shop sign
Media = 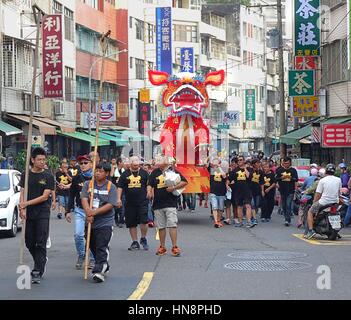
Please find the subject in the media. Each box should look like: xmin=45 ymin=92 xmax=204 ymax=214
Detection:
xmin=42 ymin=15 xmax=63 ymax=98
xmin=322 ymin=124 xmax=351 ymax=148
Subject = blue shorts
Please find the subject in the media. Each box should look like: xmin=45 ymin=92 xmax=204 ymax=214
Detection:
xmin=251 ymin=195 xmax=261 ymax=210
xmin=58 ymin=195 xmax=69 ymax=209
xmin=209 ymin=194 xmax=225 ymax=211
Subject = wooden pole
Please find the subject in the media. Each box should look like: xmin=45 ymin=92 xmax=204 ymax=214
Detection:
xmin=84 ymin=30 xmax=110 ymax=280
xmin=20 ymin=6 xmax=42 ymax=265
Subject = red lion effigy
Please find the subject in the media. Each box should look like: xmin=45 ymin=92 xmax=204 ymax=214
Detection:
xmin=149 ymin=69 xmax=225 ymax=193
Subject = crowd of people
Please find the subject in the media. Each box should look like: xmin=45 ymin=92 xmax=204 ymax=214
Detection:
xmin=18 ymin=147 xmax=351 ymax=285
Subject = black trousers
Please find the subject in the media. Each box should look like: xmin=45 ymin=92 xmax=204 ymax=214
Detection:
xmin=90 ymin=226 xmax=113 ymax=274
xmin=261 ymin=191 xmax=275 ymax=219
xmin=25 ymin=218 xmax=49 ymax=275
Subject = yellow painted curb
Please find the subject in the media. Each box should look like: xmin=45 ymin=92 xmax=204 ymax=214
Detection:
xmin=127 ymin=272 xmax=154 ymax=300
xmin=293 ymin=233 xmax=351 ymax=246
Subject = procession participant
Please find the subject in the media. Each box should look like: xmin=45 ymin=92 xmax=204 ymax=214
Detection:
xmin=261 ymin=162 xmax=277 ymax=222
xmin=55 ymin=161 xmax=71 ymax=220
xmin=81 ymin=163 xmax=117 ymax=283
xmin=19 ymin=147 xmax=55 ymax=284
xmin=117 ymin=156 xmax=150 ymax=251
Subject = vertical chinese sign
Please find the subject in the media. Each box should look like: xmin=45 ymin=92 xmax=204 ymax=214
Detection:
xmin=294 ymin=0 xmax=320 ymax=56
xmin=138 ymin=89 xmax=151 ymax=135
xmin=180 ymin=48 xmax=194 ymax=73
xmin=156 ymin=7 xmax=172 ymax=75
xmin=245 ymin=89 xmax=256 ymax=121
xmin=42 ymin=15 xmax=63 ymax=98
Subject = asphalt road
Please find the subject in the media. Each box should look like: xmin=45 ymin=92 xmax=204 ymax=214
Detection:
xmin=1 ymin=205 xmax=351 ymax=300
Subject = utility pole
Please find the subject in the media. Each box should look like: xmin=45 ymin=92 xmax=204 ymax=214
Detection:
xmin=277 ymin=0 xmax=286 ymax=158
xmin=0 ymin=0 xmax=3 ymax=120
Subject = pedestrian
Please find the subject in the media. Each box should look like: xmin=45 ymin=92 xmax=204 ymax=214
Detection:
xmin=117 ymin=156 xmax=150 ymax=251
xmin=147 ymin=156 xmax=188 ymax=256
xmin=65 ymin=154 xmax=95 ymax=270
xmin=81 ymin=163 xmax=117 ymax=283
xmin=143 ymin=163 xmax=155 ymax=227
xmin=229 ymin=156 xmax=253 ymax=228
xmin=110 ymin=157 xmax=126 ymax=227
xmin=208 ymin=158 xmax=227 ymax=228
xmin=68 ymin=156 xmax=80 ymax=179
xmin=261 ymin=162 xmax=276 ymax=222
xmin=339 ymin=163 xmax=350 ymax=188
xmin=275 ymin=157 xmax=298 ymax=226
xmin=55 ymin=161 xmax=71 ymax=219
xmin=249 ymin=158 xmax=264 ymax=226
xmin=19 ymin=147 xmax=55 ymax=284
xmin=229 ymin=157 xmax=239 ymax=225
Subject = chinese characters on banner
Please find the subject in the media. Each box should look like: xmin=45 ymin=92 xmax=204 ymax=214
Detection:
xmin=222 ymin=111 xmax=240 ymax=124
xmin=295 ymin=56 xmax=317 ymax=70
xmin=138 ymin=91 xmax=151 ymax=135
xmin=294 ymin=0 xmax=320 ymax=56
xmin=42 ymin=15 xmax=63 ymax=98
xmin=117 ymin=103 xmax=129 ymax=118
xmin=322 ymin=124 xmax=351 ymax=147
xmin=245 ymin=89 xmax=256 ymax=121
xmin=288 ymin=70 xmax=315 ymax=97
xmin=180 ymin=48 xmax=194 ymax=73
xmin=96 ymin=102 xmax=116 ymax=122
xmin=293 ymin=96 xmax=319 ymax=116
xmin=156 ymin=7 xmax=172 ymax=74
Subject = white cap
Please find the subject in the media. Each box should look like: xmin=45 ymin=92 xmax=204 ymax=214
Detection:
xmin=310 ymin=163 xmax=318 ymax=168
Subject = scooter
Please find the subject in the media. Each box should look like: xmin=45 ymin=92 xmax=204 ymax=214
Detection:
xmin=313 ymin=203 xmax=343 ymax=240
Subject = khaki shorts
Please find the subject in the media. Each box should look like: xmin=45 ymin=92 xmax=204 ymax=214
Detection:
xmin=154 ymin=207 xmax=178 ymax=229
xmin=310 ymin=202 xmax=324 ymax=215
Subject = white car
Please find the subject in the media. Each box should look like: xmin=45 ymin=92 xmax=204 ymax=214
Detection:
xmin=0 ymin=169 xmax=22 ymax=237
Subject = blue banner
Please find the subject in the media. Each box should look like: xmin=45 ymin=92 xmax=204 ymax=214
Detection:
xmin=180 ymin=47 xmax=194 ymax=73
xmin=156 ymin=7 xmax=172 ymax=75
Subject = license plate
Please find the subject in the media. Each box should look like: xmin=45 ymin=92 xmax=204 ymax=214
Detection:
xmin=328 ymin=215 xmax=341 ymax=230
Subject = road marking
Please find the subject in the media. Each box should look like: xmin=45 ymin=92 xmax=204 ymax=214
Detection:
xmin=127 ymin=272 xmax=154 ymax=300
xmin=156 ymin=228 xmax=159 ymax=240
xmin=293 ymin=234 xmax=351 ymax=245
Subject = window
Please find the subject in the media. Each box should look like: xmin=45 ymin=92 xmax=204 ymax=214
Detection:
xmin=53 ymin=0 xmax=62 ymax=13
xmin=135 ymin=19 xmax=144 ymax=41
xmin=174 ymin=24 xmax=198 ymax=42
xmin=211 ymin=39 xmax=225 ymax=60
xmin=82 ymin=0 xmax=98 ymax=10
xmin=147 ymin=23 xmax=154 ymax=44
xmin=210 ymin=14 xmax=226 ymax=30
xmin=129 ymin=17 xmax=133 ymax=28
xmin=201 ymin=37 xmax=209 ymax=56
xmin=103 ymin=82 xmax=118 ymax=102
xmin=65 ymin=67 xmax=74 ymax=102
xmin=23 ymin=93 xmax=40 ymax=112
xmin=64 ymin=7 xmax=74 ymax=42
xmin=148 ymin=61 xmax=154 ymax=71
xmin=135 ymin=58 xmax=145 ymax=80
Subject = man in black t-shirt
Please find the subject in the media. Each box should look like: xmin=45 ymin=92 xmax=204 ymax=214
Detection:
xmin=117 ymin=156 xmax=150 ymax=251
xmin=229 ymin=156 xmax=254 ymax=228
xmin=19 ymin=147 xmax=55 ymax=284
xmin=275 ymin=157 xmax=298 ymax=226
xmin=249 ymin=159 xmax=264 ymax=226
xmin=55 ymin=161 xmax=71 ymax=219
xmin=261 ymin=162 xmax=277 ymax=222
xmin=148 ymin=156 xmax=188 ymax=257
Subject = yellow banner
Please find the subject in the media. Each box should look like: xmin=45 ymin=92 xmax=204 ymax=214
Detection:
xmin=293 ymin=96 xmax=319 ymax=117
xmin=139 ymin=89 xmax=150 ymax=103
xmin=117 ymin=103 xmax=129 ymax=118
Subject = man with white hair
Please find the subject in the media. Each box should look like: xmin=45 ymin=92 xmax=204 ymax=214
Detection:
xmin=117 ymin=156 xmax=150 ymax=251
xmin=147 ymin=155 xmax=188 ymax=256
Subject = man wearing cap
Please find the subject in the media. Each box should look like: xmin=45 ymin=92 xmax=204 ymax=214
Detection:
xmin=66 ymin=155 xmax=95 ymax=270
xmin=339 ymin=163 xmax=350 ymax=188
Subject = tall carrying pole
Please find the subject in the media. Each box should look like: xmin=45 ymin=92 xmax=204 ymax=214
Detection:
xmin=277 ymin=0 xmax=286 ymax=158
xmin=84 ymin=30 xmax=110 ymax=280
xmin=20 ymin=5 xmax=43 ymax=264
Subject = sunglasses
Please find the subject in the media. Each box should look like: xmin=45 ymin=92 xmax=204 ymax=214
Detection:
xmin=79 ymin=161 xmax=90 ymax=165
xmin=238 ymin=159 xmax=244 ymax=161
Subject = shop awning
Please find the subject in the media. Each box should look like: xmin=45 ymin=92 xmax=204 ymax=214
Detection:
xmin=35 ymin=117 xmax=75 ymax=133
xmin=84 ymin=130 xmax=128 ymax=147
xmin=0 ymin=120 xmax=22 ymax=136
xmin=58 ymin=131 xmax=110 ymax=146
xmin=321 ymin=116 xmax=351 ymax=125
xmin=104 ymin=130 xmax=149 ymax=142
xmin=7 ymin=114 xmax=56 ymax=135
xmin=280 ymin=124 xmax=312 ymax=145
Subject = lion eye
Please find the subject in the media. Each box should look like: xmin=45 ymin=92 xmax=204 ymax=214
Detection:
xmin=172 ymin=80 xmax=179 ymax=86
xmin=194 ymin=80 xmax=201 ymax=86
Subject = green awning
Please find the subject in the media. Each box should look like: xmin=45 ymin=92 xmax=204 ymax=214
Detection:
xmin=104 ymin=130 xmax=149 ymax=142
xmin=58 ymin=131 xmax=110 ymax=146
xmin=84 ymin=131 xmax=128 ymax=147
xmin=321 ymin=116 xmax=351 ymax=124
xmin=280 ymin=124 xmax=312 ymax=145
xmin=0 ymin=120 xmax=22 ymax=136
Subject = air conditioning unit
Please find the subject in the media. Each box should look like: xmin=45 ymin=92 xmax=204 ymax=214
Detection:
xmin=54 ymin=101 xmax=64 ymax=115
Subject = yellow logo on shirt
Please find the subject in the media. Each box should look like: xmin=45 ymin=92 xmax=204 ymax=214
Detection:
xmin=214 ymin=172 xmax=223 ymax=182
xmin=264 ymin=177 xmax=271 ymax=187
xmin=252 ymin=172 xmax=260 ymax=184
xmin=281 ymin=172 xmax=292 ymax=182
xmin=128 ymin=175 xmax=141 ymax=188
xmin=237 ymin=171 xmax=247 ymax=181
xmin=156 ymin=174 xmax=166 ymax=189
xmin=38 ymin=179 xmax=46 ymax=185
xmin=70 ymin=169 xmax=78 ymax=177
xmin=59 ymin=175 xmax=69 ymax=185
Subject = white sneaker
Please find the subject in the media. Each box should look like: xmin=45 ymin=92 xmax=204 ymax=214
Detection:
xmin=46 ymin=236 xmax=51 ymax=249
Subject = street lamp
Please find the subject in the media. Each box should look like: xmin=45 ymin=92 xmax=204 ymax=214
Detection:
xmin=88 ymin=48 xmax=128 ymax=135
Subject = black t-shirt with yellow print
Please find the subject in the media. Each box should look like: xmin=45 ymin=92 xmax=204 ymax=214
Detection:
xmin=209 ymin=168 xmax=227 ymax=196
xmin=19 ymin=170 xmax=55 ymax=219
xmin=229 ymin=167 xmax=252 ymax=194
xmin=249 ymin=169 xmax=264 ymax=196
xmin=262 ymin=172 xmax=276 ymax=192
xmin=275 ymin=167 xmax=298 ymax=195
xmin=148 ymin=168 xmax=187 ymax=210
xmin=117 ymin=169 xmax=149 ymax=206
xmin=56 ymin=171 xmax=70 ymax=196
